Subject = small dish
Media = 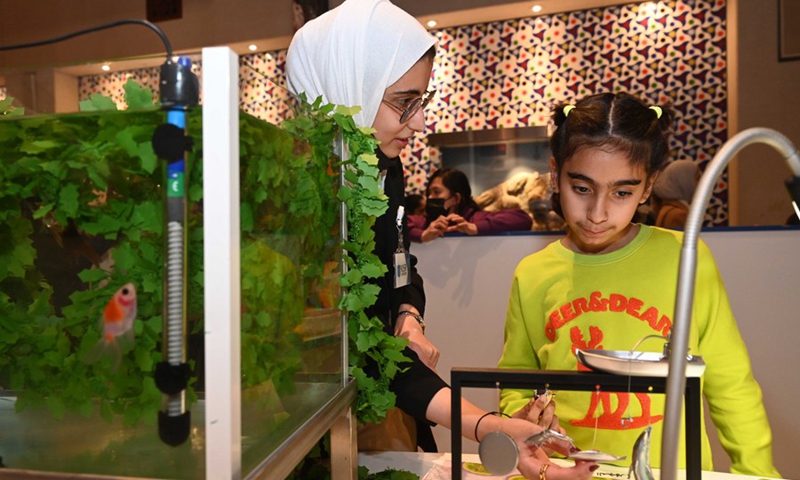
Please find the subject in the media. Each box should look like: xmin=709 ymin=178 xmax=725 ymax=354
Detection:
xmin=576 ymin=349 xmax=706 ymax=377
xmin=570 ymin=450 xmax=626 ymax=462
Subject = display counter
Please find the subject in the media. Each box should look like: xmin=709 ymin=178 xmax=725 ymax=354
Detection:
xmin=359 ymin=452 xmax=782 ymax=480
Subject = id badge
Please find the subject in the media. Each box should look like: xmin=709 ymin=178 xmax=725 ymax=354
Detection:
xmin=393 ymin=250 xmax=410 ymax=288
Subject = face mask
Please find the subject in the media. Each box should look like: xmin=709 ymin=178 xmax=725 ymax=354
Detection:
xmin=425 ymin=197 xmax=448 ymax=220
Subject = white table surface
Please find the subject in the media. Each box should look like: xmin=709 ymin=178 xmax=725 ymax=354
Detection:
xmin=358 ymin=452 xmax=779 ymax=480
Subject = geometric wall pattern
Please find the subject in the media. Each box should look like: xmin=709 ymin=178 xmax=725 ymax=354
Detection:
xmin=79 ymin=0 xmax=730 ymax=225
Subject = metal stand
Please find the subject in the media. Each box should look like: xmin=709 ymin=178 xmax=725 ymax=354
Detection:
xmin=450 ymin=368 xmax=701 ymax=480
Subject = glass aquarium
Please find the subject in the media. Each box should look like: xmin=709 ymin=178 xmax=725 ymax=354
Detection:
xmin=0 ymin=47 xmax=350 ymax=479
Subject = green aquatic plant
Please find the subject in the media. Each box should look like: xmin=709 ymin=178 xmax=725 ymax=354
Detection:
xmin=0 ymin=97 xmax=24 ymax=117
xmin=0 ymin=80 xmax=336 ymax=426
xmin=0 ymin=101 xmax=169 ymax=426
xmin=0 ymin=79 xmax=402 ymax=432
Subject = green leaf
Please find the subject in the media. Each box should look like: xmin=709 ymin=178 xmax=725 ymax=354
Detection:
xmin=58 ymin=184 xmax=80 ymax=218
xmin=116 ymin=126 xmax=144 ymax=157
xmin=123 ymin=78 xmax=155 ymax=109
xmin=78 ymin=268 xmax=109 ymax=283
xmin=19 ymin=139 xmax=59 ymax=154
xmin=135 ymin=347 xmax=154 ymax=371
xmin=46 ymin=395 xmax=67 ymax=420
xmin=241 ymin=202 xmax=254 ymax=233
xmin=79 ymin=94 xmax=118 ymax=112
xmin=132 ymin=201 xmax=162 ymax=233
xmin=138 ymin=141 xmax=158 ymax=173
xmin=32 ymin=203 xmax=54 ymax=219
xmin=0 ymin=97 xmax=15 ymax=111
xmin=360 ymin=262 xmax=386 ymax=279
xmin=335 ymin=105 xmax=362 ymax=117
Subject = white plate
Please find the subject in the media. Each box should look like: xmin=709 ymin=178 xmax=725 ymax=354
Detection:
xmin=576 ymin=349 xmax=706 ymax=377
xmin=570 ymin=450 xmax=626 ymax=462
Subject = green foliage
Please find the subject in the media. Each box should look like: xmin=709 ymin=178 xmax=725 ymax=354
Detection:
xmin=283 ymin=95 xmax=407 ymax=425
xmin=0 ymin=80 xmax=396 ymax=445
xmin=0 ymin=82 xmax=342 ymax=426
xmin=0 ymin=97 xmax=25 ymax=117
xmin=0 ymin=104 xmax=169 ymax=424
xmin=359 ymin=467 xmax=419 ymax=480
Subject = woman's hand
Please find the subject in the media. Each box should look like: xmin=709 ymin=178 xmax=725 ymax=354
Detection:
xmin=512 ymin=394 xmax=566 ymax=435
xmin=394 ymin=307 xmax=440 ymax=369
xmin=421 ymin=215 xmax=448 ymax=243
xmin=517 ymin=455 xmax=598 ymax=480
xmin=486 ymin=417 xmax=597 ymax=479
xmin=503 ymin=417 xmax=596 ymax=480
xmin=445 ymin=214 xmax=478 ymax=235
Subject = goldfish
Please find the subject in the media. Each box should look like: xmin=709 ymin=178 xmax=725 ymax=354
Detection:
xmin=82 ymin=283 xmax=137 ymax=372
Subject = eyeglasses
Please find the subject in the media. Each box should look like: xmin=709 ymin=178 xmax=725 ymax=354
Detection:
xmin=381 ymin=89 xmax=436 ymax=123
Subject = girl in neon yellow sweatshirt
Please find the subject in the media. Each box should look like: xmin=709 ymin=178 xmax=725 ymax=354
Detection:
xmin=499 ymin=92 xmax=779 ymax=478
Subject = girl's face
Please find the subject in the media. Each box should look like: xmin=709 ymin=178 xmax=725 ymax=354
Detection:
xmin=372 ymin=57 xmax=433 ymax=158
xmin=427 ymin=177 xmax=459 ymax=213
xmin=551 ymin=146 xmax=656 ymax=254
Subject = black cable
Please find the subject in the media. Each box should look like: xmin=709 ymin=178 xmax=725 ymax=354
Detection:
xmin=0 ymin=19 xmax=172 ymax=58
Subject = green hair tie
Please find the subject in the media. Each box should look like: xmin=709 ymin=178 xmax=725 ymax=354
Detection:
xmin=563 ymin=105 xmax=575 ymax=117
xmin=649 ymin=106 xmax=663 ymax=119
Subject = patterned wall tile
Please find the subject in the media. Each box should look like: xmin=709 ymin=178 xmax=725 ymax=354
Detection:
xmin=79 ymin=0 xmax=729 ymax=224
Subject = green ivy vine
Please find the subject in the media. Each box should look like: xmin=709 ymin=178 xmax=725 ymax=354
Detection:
xmin=282 ymin=95 xmax=409 ymax=425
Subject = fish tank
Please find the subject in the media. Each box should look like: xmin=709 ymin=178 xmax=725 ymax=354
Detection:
xmin=0 ymin=47 xmax=354 ymax=479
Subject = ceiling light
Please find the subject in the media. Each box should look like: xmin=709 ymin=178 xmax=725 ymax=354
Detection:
xmin=532 ymin=5 xmax=542 ymax=13
xmin=101 ymin=64 xmax=110 ymax=72
xmin=248 ymin=44 xmax=257 ymax=51
xmin=427 ymin=20 xmax=437 ymax=28
xmin=642 ymin=2 xmax=657 ymax=15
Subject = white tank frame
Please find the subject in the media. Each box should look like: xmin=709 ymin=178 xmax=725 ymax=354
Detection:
xmin=202 ymin=46 xmax=356 ymax=480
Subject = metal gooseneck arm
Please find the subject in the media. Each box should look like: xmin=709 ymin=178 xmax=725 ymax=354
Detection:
xmin=660 ymin=127 xmax=800 ymax=480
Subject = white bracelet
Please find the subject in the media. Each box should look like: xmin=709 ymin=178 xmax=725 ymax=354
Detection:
xmin=397 ymin=310 xmax=425 ymax=333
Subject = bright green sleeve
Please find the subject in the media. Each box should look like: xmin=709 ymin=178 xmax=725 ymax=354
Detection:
xmin=695 ymin=242 xmax=780 ymax=478
xmin=498 ymin=267 xmax=539 ymax=416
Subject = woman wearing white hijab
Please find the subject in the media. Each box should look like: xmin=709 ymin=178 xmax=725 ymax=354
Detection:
xmin=287 ymin=2 xmax=597 ymax=478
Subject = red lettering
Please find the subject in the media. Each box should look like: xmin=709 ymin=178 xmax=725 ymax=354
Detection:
xmin=609 ymin=294 xmax=627 ymax=312
xmin=546 ymin=310 xmax=562 ymax=341
xmin=589 ymin=291 xmax=605 ymax=311
xmin=549 ymin=309 xmax=564 ymax=329
xmin=546 ymin=323 xmax=555 ymax=341
xmin=626 ymin=297 xmax=644 ymax=318
xmin=657 ymin=315 xmax=672 ymax=336
xmin=560 ymin=302 xmax=577 ymax=322
xmin=640 ymin=307 xmax=660 ymax=330
xmin=573 ymin=297 xmax=589 ymax=317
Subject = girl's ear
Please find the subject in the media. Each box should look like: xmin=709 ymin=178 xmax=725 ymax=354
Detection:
xmin=641 ymin=171 xmax=659 ymax=203
xmin=549 ymin=157 xmax=559 ymax=192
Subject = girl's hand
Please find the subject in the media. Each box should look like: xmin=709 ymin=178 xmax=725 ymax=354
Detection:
xmin=445 ymin=214 xmax=478 ymax=235
xmin=421 ymin=215 xmax=448 ymax=242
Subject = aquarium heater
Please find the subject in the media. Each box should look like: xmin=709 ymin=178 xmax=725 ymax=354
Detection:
xmin=152 ymin=56 xmax=199 ymax=447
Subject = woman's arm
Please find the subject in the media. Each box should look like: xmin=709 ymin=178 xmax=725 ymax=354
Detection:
xmin=425 ymin=389 xmax=598 ymax=480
